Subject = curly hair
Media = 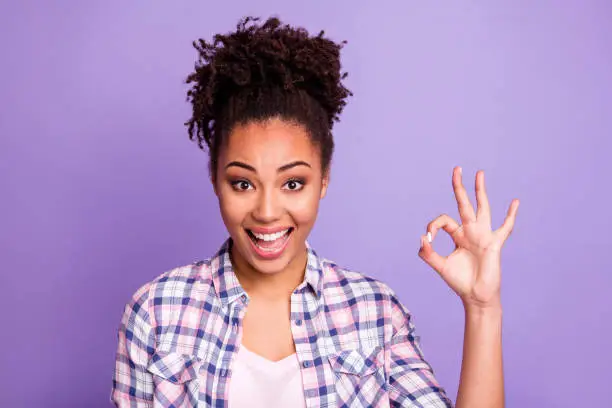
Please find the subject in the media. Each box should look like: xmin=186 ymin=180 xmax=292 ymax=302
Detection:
xmin=185 ymin=16 xmax=352 ymax=180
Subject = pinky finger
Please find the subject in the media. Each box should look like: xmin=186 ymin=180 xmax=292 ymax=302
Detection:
xmin=495 ymin=199 xmax=520 ymax=243
xmin=418 ymin=234 xmax=447 ymax=276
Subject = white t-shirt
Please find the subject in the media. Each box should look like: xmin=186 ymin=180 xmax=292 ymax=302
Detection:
xmin=228 ymin=345 xmax=306 ymax=408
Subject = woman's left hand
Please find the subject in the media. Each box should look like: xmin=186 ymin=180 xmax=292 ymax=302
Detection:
xmin=418 ymin=167 xmax=519 ymax=311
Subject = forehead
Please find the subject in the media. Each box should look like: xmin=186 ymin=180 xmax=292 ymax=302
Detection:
xmin=221 ymin=117 xmax=320 ymax=166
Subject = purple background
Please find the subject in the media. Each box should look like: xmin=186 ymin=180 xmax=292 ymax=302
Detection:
xmin=1 ymin=1 xmax=610 ymax=407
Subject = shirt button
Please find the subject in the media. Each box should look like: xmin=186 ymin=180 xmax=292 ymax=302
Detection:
xmin=302 ymin=361 xmax=311 ymax=368
xmin=220 ymin=369 xmax=228 ymax=377
xmin=295 ymin=319 xmax=302 ymax=326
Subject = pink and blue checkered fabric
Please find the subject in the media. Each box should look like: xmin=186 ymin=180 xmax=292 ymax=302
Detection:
xmin=111 ymin=238 xmax=453 ymax=407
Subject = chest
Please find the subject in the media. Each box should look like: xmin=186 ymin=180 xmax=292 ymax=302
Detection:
xmin=240 ymin=298 xmax=296 ymax=361
xmin=147 ymin=295 xmax=391 ymax=407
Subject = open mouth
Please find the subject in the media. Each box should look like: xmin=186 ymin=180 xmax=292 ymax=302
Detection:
xmin=245 ymin=227 xmax=294 ymax=256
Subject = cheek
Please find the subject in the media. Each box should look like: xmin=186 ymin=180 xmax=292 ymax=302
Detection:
xmin=218 ymin=190 xmax=249 ymax=226
xmin=289 ymin=189 xmax=322 ymax=225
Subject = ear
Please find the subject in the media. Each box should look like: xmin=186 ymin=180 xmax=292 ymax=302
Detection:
xmin=209 ymin=163 xmax=219 ymax=197
xmin=208 ymin=170 xmax=219 ymax=197
xmin=320 ymin=171 xmax=330 ymax=199
xmin=212 ymin=177 xmax=219 ymax=197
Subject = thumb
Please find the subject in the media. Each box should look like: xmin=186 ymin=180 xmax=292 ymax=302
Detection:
xmin=418 ymin=234 xmax=447 ymax=275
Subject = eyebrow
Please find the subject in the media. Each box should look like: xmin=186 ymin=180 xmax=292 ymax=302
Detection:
xmin=225 ymin=160 xmax=311 ymax=173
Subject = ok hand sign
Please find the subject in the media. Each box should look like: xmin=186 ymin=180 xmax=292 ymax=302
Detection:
xmin=418 ymin=167 xmax=520 ymax=310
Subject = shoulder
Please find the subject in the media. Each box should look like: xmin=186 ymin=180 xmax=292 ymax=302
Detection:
xmin=123 ymin=259 xmax=213 ymax=316
xmin=318 ymin=256 xmax=414 ymax=324
xmin=319 ymin=257 xmax=398 ymax=304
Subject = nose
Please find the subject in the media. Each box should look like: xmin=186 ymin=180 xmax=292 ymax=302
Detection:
xmin=252 ymin=188 xmax=281 ymax=223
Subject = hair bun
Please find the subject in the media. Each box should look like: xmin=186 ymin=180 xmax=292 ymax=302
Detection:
xmin=187 ymin=16 xmax=351 ymax=127
xmin=185 ymin=16 xmax=351 ymax=179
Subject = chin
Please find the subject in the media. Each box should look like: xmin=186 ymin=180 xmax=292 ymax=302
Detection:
xmin=247 ymin=255 xmax=292 ymax=275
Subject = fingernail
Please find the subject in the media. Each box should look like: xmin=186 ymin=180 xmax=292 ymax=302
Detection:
xmin=427 ymin=232 xmax=432 ymax=243
xmin=458 ymin=167 xmax=462 ymax=175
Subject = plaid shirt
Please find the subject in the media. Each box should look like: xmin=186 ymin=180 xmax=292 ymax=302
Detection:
xmin=111 ymin=238 xmax=453 ymax=407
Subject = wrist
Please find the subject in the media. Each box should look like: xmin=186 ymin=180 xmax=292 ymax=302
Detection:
xmin=462 ymin=299 xmax=503 ymax=317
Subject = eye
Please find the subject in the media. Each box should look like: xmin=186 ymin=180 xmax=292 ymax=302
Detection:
xmin=283 ymin=178 xmax=305 ymax=191
xmin=231 ymin=180 xmax=253 ymax=191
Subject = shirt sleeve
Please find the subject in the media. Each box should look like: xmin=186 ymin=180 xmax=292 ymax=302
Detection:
xmin=387 ymin=291 xmax=454 ymax=407
xmin=111 ymin=284 xmax=156 ymax=407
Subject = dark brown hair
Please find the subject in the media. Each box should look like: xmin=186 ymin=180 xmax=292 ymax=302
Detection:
xmin=185 ymin=16 xmax=352 ymax=180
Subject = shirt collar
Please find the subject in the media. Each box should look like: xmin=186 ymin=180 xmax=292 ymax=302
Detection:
xmin=304 ymin=240 xmax=324 ymax=298
xmin=210 ymin=237 xmax=323 ymax=307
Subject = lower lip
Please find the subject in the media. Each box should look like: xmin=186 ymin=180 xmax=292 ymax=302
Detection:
xmin=247 ymin=230 xmax=292 ymax=260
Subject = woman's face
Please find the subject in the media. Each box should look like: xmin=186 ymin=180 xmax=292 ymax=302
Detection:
xmin=214 ymin=117 xmax=328 ymax=275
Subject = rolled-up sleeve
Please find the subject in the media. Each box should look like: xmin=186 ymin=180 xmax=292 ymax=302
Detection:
xmin=111 ymin=284 xmax=155 ymax=407
xmin=387 ymin=291 xmax=454 ymax=407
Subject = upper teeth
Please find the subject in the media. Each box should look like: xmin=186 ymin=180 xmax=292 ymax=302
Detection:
xmin=252 ymin=229 xmax=289 ymax=241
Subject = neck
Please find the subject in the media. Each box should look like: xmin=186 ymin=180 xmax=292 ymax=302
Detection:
xmin=230 ymin=241 xmax=308 ymax=300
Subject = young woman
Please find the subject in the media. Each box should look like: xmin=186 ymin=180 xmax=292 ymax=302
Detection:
xmin=111 ymin=16 xmax=519 ymax=408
